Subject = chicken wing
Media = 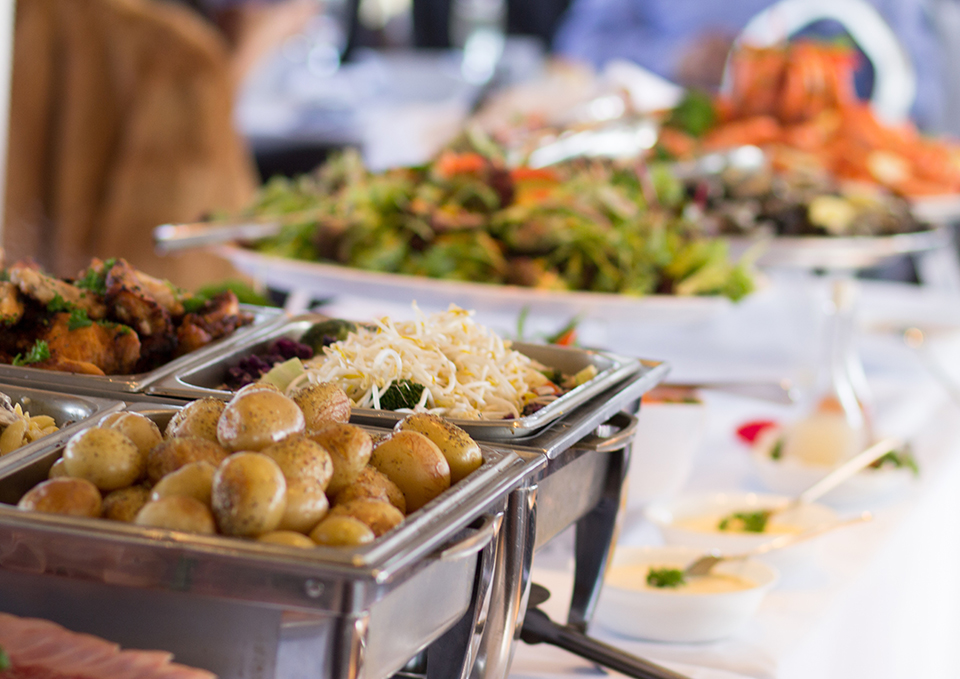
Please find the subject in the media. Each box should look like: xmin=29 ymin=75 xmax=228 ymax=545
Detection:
xmin=0 ymin=282 xmax=23 ymax=326
xmin=176 ymin=291 xmax=252 ymax=356
xmin=9 ymin=267 xmax=107 ymax=318
xmin=39 ymin=313 xmax=141 ymax=375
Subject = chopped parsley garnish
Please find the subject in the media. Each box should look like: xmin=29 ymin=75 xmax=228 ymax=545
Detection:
xmin=46 ymin=293 xmax=74 ymax=313
xmin=0 ymin=269 xmax=8 ymax=282
xmin=12 ymin=340 xmax=51 ymax=366
xmin=0 ymin=644 xmax=9 ymax=670
xmin=647 ymin=567 xmax=686 ymax=588
xmin=379 ymin=379 xmax=426 ymax=410
xmin=67 ymin=308 xmax=93 ymax=330
xmin=718 ymin=511 xmax=769 ymax=533
xmin=870 ymin=448 xmax=920 ymax=476
xmin=96 ymin=320 xmax=133 ymax=335
xmin=182 ymin=295 xmax=209 ymax=314
xmin=770 ymin=438 xmax=784 ymax=460
xmin=75 ymin=257 xmax=116 ymax=296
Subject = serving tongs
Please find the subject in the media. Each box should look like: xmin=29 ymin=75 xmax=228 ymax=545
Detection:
xmin=521 ymin=584 xmax=691 ymax=679
xmin=153 ymin=214 xmax=309 ymax=254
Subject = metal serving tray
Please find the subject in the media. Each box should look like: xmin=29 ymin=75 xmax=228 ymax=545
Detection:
xmin=726 ymin=226 xmax=952 ymax=270
xmin=0 ymin=384 xmax=123 ymax=471
xmin=0 ymin=403 xmax=538 ymax=679
xmin=0 ymin=305 xmax=285 ymax=395
xmin=147 ymin=314 xmax=646 ymax=440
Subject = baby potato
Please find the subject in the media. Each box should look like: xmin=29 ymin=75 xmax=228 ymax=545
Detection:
xmin=212 ymin=452 xmax=287 ymax=537
xmin=18 ymin=478 xmax=102 ymax=517
xmin=257 ymin=530 xmax=317 ymax=548
xmin=370 ymin=431 xmax=450 ymax=513
xmin=292 ymin=382 xmax=351 ymax=432
xmin=63 ymin=428 xmax=144 ymax=491
xmin=134 ymin=496 xmax=217 ymax=534
xmin=146 ymin=437 xmax=229 ymax=484
xmin=328 ymin=499 xmax=404 ymax=537
xmin=47 ymin=457 xmax=68 ymax=479
xmin=334 ymin=466 xmax=406 ymax=514
xmin=235 ymin=382 xmax=280 ymax=396
xmin=396 ymin=413 xmax=482 ymax=484
xmin=217 ymin=391 xmax=305 ymax=452
xmin=277 ymin=481 xmax=329 ymax=534
xmin=165 ymin=398 xmax=226 ymax=442
xmin=260 ymin=436 xmax=334 ymax=493
xmin=149 ymin=461 xmax=217 ymax=506
xmin=308 ymin=424 xmax=372 ymax=496
xmin=310 ymin=515 xmax=375 ymax=547
xmin=99 ymin=412 xmax=163 ymax=457
xmin=102 ymin=485 xmax=151 ymax=522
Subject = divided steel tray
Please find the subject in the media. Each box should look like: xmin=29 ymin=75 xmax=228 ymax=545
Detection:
xmin=147 ymin=314 xmax=647 ymax=440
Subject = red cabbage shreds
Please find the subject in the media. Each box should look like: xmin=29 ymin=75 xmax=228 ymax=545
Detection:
xmin=223 ymin=338 xmax=314 ymax=390
xmin=272 ymin=337 xmax=314 ymax=361
xmin=225 ymin=355 xmax=273 ymax=389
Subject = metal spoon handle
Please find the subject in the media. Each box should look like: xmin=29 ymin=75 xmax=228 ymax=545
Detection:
xmin=793 ymin=437 xmax=901 ymax=507
xmin=748 ymin=512 xmax=873 ymax=559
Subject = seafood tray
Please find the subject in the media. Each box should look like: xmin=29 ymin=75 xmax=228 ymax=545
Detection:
xmin=147 ymin=313 xmax=647 ymax=440
xmin=0 ymin=305 xmax=285 ymax=395
xmin=0 ymin=384 xmax=123 ymax=470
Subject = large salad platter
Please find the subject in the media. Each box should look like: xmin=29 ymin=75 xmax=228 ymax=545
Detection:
xmin=218 ymin=245 xmax=734 ymax=322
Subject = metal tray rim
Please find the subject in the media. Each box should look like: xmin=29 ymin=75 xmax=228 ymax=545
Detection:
xmin=147 ymin=314 xmax=647 ymax=440
xmin=0 ymin=305 xmax=285 ymax=394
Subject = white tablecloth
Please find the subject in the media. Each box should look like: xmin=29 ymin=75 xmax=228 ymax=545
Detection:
xmin=504 ymin=282 xmax=960 ymax=679
xmin=318 ymin=276 xmax=960 ymax=679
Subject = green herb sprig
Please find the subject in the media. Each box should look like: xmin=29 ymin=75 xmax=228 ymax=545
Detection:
xmin=646 ymin=567 xmax=686 ymax=588
xmin=718 ymin=510 xmax=770 ymax=533
xmin=12 ymin=340 xmax=51 ymax=366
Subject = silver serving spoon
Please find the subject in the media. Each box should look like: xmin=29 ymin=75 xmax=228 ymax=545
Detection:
xmin=716 ymin=436 xmax=901 ymax=532
xmin=684 ymin=512 xmax=872 ymax=577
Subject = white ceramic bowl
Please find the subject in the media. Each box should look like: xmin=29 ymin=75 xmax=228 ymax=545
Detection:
xmin=626 ymin=401 xmax=707 ymax=507
xmin=595 ymin=546 xmax=779 ymax=643
xmin=646 ymin=491 xmax=839 ymax=570
xmin=748 ymin=449 xmax=914 ymax=506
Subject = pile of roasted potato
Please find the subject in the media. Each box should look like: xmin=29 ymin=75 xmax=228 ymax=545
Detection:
xmin=14 ymin=382 xmax=484 ymax=548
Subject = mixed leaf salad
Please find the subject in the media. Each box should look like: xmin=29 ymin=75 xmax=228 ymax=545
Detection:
xmin=247 ymin=132 xmax=755 ymax=301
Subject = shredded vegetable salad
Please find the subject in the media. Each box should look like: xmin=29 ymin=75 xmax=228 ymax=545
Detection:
xmin=287 ymin=306 xmax=569 ymax=419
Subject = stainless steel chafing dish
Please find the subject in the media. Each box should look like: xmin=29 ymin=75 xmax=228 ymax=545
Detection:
xmin=146 ymin=314 xmax=644 ymax=440
xmin=0 ymin=360 xmax=668 ymax=679
xmin=0 ymin=305 xmax=284 ymax=394
xmin=0 ymin=404 xmax=538 ymax=679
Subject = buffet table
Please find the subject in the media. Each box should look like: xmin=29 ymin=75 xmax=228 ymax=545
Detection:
xmin=320 ymin=275 xmax=960 ymax=679
xmin=507 ymin=281 xmax=960 ymax=679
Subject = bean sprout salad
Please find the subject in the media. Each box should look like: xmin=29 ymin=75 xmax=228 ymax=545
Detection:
xmin=286 ymin=306 xmax=592 ymax=420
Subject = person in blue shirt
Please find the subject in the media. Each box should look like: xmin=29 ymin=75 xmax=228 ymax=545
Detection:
xmin=553 ymin=0 xmax=945 ymax=130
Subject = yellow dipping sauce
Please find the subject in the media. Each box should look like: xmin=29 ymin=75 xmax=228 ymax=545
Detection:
xmin=673 ymin=514 xmax=804 ymax=535
xmin=607 ymin=564 xmax=755 ymax=594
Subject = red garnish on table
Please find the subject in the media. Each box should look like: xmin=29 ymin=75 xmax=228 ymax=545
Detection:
xmin=736 ymin=420 xmax=778 ymax=444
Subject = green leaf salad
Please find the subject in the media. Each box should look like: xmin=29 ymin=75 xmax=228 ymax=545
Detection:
xmin=248 ymin=135 xmax=755 ymax=301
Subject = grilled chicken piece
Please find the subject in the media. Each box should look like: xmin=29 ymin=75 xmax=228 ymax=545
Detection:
xmin=103 ymin=260 xmax=174 ymax=338
xmin=176 ymin=291 xmax=252 ymax=356
xmin=0 ymin=282 xmax=24 ymax=326
xmin=8 ymin=267 xmax=106 ymax=319
xmin=87 ymin=258 xmax=186 ymax=316
xmin=38 ymin=313 xmax=141 ymax=375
